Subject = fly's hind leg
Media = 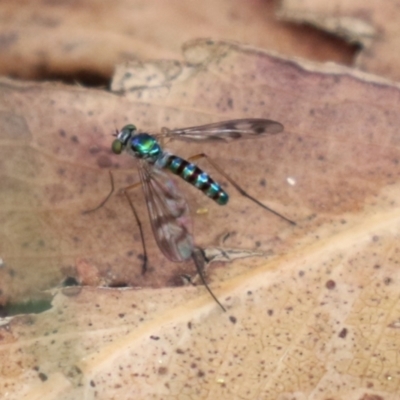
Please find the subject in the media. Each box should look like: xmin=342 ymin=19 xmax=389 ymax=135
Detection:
xmin=191 ymin=247 xmax=226 ymax=312
xmin=187 ymin=153 xmax=295 ymax=225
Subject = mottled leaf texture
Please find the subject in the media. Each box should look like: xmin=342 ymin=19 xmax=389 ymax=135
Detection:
xmin=0 ymin=0 xmax=353 ymax=81
xmin=1 ymin=40 xmax=400 ymax=399
xmin=280 ymin=0 xmax=400 ymax=81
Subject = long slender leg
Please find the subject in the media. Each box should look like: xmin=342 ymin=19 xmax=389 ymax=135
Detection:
xmin=82 ymin=171 xmax=148 ymax=273
xmin=191 ymin=247 xmax=226 ymax=312
xmin=123 ymin=189 xmax=148 ymax=274
xmin=82 ymin=170 xmax=117 ymax=214
xmin=187 ymin=153 xmax=296 ymax=225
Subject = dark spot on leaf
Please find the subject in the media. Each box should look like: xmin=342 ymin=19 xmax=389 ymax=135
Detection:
xmin=338 ymin=328 xmax=348 ymax=338
xmin=326 ymin=280 xmax=336 ymax=289
xmin=150 ymin=335 xmax=160 ymax=340
xmin=38 ymin=372 xmax=48 ymax=381
xmin=8 ymin=269 xmax=16 ymax=277
xmin=229 ymin=315 xmax=237 ymax=324
xmin=59 ymin=129 xmax=66 ymax=137
xmin=158 ymin=367 xmax=168 ymax=375
xmin=71 ymin=135 xmax=79 ymax=143
xmin=267 ymin=309 xmax=273 ymax=316
xmin=90 ymin=380 xmax=95 ymax=387
xmin=96 ymin=154 xmax=112 ymax=168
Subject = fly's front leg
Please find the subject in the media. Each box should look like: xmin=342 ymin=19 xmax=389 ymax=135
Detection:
xmin=82 ymin=171 xmax=148 ymax=273
xmin=123 ymin=183 xmax=148 ymax=274
xmin=82 ymin=170 xmax=116 ymax=214
xmin=187 ymin=153 xmax=295 ymax=225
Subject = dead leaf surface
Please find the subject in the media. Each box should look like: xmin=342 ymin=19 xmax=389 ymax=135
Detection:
xmin=280 ymin=0 xmax=400 ymax=81
xmin=0 ymin=0 xmax=354 ymax=81
xmin=1 ymin=39 xmax=400 ymax=399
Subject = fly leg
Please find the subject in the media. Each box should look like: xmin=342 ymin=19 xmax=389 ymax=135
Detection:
xmin=187 ymin=153 xmax=295 ymax=225
xmin=82 ymin=170 xmax=117 ymax=214
xmin=191 ymin=247 xmax=226 ymax=312
xmin=123 ymin=185 xmax=148 ymax=274
xmin=83 ymin=171 xmax=148 ymax=273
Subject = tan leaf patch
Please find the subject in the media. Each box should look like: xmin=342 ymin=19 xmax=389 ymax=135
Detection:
xmin=1 ymin=40 xmax=399 ymax=399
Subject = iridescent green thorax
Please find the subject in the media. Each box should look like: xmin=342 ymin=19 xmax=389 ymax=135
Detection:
xmin=130 ymin=133 xmax=162 ymax=161
xmin=112 ymin=124 xmax=162 ymax=163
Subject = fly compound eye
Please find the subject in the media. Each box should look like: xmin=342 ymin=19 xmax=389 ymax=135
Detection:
xmin=112 ymin=124 xmax=137 ymax=153
xmin=111 ymin=139 xmax=123 ymax=154
xmin=122 ymin=124 xmax=137 ymax=134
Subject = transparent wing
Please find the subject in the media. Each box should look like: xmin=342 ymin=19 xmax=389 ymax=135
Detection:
xmin=138 ymin=161 xmax=194 ymax=262
xmin=162 ymin=118 xmax=284 ymax=142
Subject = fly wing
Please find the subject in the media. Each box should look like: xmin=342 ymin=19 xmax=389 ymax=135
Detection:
xmin=138 ymin=161 xmax=194 ymax=262
xmin=163 ymin=118 xmax=283 ymax=142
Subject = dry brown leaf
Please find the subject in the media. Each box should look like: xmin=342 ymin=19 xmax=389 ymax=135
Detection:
xmin=280 ymin=0 xmax=400 ymax=81
xmin=0 ymin=0 xmax=354 ymax=81
xmin=1 ymin=39 xmax=400 ymax=399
